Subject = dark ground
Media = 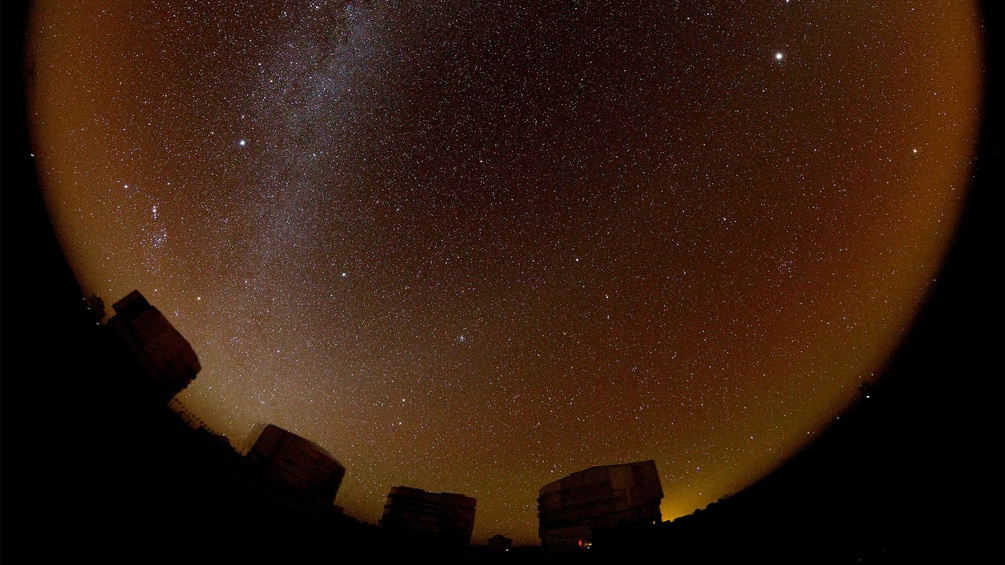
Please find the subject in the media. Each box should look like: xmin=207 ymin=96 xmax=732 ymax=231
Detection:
xmin=4 ymin=3 xmax=1001 ymax=563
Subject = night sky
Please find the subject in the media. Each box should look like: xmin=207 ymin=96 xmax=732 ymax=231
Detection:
xmin=24 ymin=1 xmax=982 ymax=545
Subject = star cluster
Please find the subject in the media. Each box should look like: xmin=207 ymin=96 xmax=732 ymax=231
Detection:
xmin=26 ymin=0 xmax=982 ymax=545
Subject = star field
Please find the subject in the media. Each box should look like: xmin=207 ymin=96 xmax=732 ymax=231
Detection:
xmin=26 ymin=0 xmax=982 ymax=545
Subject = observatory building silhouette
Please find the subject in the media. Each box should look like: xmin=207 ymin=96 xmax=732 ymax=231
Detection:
xmin=103 ymin=290 xmax=200 ymax=403
xmin=537 ymin=460 xmax=664 ymax=550
xmin=379 ymin=486 xmax=477 ymax=547
xmin=244 ymin=424 xmax=346 ymax=509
